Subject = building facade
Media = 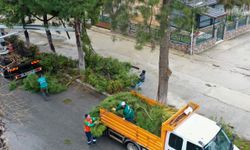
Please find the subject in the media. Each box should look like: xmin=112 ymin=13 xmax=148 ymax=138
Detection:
xmin=97 ymin=0 xmax=250 ymax=54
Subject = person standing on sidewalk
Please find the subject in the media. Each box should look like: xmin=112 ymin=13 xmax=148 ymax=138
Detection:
xmin=135 ymin=70 xmax=146 ymax=89
xmin=83 ymin=114 xmax=96 ymax=145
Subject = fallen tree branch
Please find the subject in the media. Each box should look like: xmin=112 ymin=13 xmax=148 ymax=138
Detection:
xmin=0 ymin=120 xmax=9 ymax=150
xmin=137 ymin=106 xmax=153 ymax=121
xmin=66 ymin=75 xmax=82 ymax=87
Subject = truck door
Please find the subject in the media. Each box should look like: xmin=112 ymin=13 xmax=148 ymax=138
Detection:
xmin=165 ymin=132 xmax=184 ymax=150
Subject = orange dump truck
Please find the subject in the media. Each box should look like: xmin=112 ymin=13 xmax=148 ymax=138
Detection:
xmin=100 ymin=92 xmax=239 ymax=150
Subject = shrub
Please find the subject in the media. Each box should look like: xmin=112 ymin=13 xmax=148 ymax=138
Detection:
xmin=106 ymin=80 xmax=124 ymax=94
xmin=27 ymin=45 xmax=39 ymax=57
xmin=22 ymin=74 xmax=40 ymax=92
xmin=85 ymin=54 xmax=131 ymax=77
xmin=84 ymin=54 xmax=138 ymax=94
xmin=22 ymin=73 xmax=67 ymax=94
xmin=219 ymin=120 xmax=250 ymax=150
xmin=46 ymin=75 xmax=67 ymax=94
xmin=84 ymin=69 xmax=108 ymax=92
xmin=35 ymin=53 xmax=77 ymax=74
xmin=9 ymin=81 xmax=18 ymax=91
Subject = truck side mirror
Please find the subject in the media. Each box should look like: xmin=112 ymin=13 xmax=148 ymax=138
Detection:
xmin=198 ymin=141 xmax=205 ymax=150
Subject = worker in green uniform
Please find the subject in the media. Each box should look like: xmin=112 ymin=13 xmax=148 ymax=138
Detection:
xmin=112 ymin=101 xmax=134 ymax=122
xmin=37 ymin=74 xmax=48 ymax=98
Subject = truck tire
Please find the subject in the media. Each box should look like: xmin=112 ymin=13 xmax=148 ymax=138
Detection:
xmin=126 ymin=142 xmax=141 ymax=150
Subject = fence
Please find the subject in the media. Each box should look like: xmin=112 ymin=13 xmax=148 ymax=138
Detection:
xmin=196 ymin=27 xmax=214 ymax=45
xmin=238 ymin=16 xmax=247 ymax=27
xmin=99 ymin=15 xmax=111 ymax=23
xmin=226 ymin=22 xmax=236 ymax=31
xmin=170 ymin=32 xmax=191 ymax=44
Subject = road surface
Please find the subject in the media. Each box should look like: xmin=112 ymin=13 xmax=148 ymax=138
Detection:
xmin=18 ymin=26 xmax=250 ymax=139
xmin=0 ymin=79 xmax=125 ymax=150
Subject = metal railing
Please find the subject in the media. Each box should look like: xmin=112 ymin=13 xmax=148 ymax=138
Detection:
xmin=170 ymin=33 xmax=191 ymax=44
xmin=226 ymin=22 xmax=236 ymax=31
xmin=238 ymin=16 xmax=247 ymax=27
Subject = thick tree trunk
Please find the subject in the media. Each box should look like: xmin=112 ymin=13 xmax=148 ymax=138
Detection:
xmin=24 ymin=30 xmax=30 ymax=47
xmin=22 ymin=18 xmax=30 ymax=47
xmin=157 ymin=0 xmax=172 ymax=104
xmin=74 ymin=19 xmax=85 ymax=70
xmin=157 ymin=32 xmax=171 ymax=104
xmin=43 ymin=14 xmax=55 ymax=53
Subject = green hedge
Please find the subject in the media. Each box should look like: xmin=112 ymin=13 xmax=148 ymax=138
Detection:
xmin=35 ymin=53 xmax=77 ymax=74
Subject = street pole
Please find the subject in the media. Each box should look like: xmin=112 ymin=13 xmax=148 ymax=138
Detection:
xmin=190 ymin=2 xmax=203 ymax=55
xmin=190 ymin=22 xmax=194 ymax=55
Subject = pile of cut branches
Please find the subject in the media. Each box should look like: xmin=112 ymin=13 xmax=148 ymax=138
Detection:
xmin=89 ymin=92 xmax=177 ymax=137
xmin=0 ymin=120 xmax=8 ymax=150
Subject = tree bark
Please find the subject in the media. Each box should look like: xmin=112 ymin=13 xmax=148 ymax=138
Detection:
xmin=157 ymin=0 xmax=172 ymax=104
xmin=24 ymin=30 xmax=30 ymax=47
xmin=74 ymin=19 xmax=85 ymax=70
xmin=22 ymin=17 xmax=30 ymax=47
xmin=43 ymin=14 xmax=56 ymax=53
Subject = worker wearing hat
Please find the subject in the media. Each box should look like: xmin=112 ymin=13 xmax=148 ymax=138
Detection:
xmin=112 ymin=101 xmax=134 ymax=122
xmin=83 ymin=114 xmax=96 ymax=145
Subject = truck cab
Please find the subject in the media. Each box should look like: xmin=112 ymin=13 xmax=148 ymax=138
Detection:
xmin=165 ymin=113 xmax=239 ymax=150
xmin=0 ymin=29 xmax=42 ymax=79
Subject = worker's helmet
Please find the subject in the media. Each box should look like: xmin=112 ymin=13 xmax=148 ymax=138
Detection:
xmin=84 ymin=114 xmax=90 ymax=118
xmin=121 ymin=101 xmax=126 ymax=106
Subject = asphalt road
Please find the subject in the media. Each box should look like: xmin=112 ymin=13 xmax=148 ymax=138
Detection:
xmin=0 ymin=79 xmax=125 ymax=150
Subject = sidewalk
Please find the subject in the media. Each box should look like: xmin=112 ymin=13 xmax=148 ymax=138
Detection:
xmin=19 ymin=26 xmax=250 ymax=139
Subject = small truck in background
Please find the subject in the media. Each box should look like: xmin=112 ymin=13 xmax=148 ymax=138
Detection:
xmin=0 ymin=31 xmax=42 ymax=80
xmin=100 ymin=92 xmax=239 ymax=150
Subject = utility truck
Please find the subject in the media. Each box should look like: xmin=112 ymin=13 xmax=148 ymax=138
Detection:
xmin=0 ymin=31 xmax=42 ymax=79
xmin=100 ymin=92 xmax=239 ymax=150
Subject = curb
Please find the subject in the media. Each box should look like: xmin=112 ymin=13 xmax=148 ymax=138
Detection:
xmin=64 ymin=74 xmax=111 ymax=97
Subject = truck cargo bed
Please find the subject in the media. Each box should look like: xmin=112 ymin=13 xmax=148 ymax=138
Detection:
xmin=100 ymin=91 xmax=199 ymax=150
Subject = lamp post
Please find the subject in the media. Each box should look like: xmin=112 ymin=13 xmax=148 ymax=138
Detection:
xmin=190 ymin=1 xmax=204 ymax=55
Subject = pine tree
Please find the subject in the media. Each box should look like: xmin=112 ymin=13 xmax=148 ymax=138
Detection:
xmin=104 ymin=0 xmax=193 ymax=104
xmin=59 ymin=0 xmax=102 ymax=69
xmin=0 ymin=0 xmax=32 ymax=47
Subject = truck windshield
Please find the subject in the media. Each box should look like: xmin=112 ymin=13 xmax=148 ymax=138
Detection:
xmin=205 ymin=129 xmax=231 ymax=150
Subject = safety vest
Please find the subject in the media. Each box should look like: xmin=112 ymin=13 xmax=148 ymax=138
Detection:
xmin=84 ymin=118 xmax=93 ymax=132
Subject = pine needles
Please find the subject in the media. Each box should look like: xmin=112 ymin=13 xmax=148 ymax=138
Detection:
xmin=89 ymin=92 xmax=177 ymax=137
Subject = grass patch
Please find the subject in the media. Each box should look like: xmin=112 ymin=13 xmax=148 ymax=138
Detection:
xmin=8 ymin=80 xmax=23 ymax=91
xmin=220 ymin=121 xmax=250 ymax=150
xmin=9 ymin=81 xmax=18 ymax=91
xmin=63 ymin=98 xmax=73 ymax=104
xmin=64 ymin=139 xmax=72 ymax=145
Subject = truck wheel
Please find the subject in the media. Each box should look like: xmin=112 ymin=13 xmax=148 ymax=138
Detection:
xmin=126 ymin=142 xmax=140 ymax=150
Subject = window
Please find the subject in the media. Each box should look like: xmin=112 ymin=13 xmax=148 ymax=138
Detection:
xmin=198 ymin=15 xmax=212 ymax=28
xmin=187 ymin=142 xmax=202 ymax=150
xmin=169 ymin=133 xmax=183 ymax=150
